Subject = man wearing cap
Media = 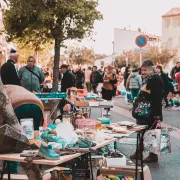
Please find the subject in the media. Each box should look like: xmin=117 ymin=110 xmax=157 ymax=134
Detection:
xmin=1 ymin=49 xmax=21 ymax=86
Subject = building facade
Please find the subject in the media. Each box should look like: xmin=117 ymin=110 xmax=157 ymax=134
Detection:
xmin=113 ymin=28 xmax=161 ymax=55
xmin=162 ymin=8 xmax=180 ymax=52
xmin=94 ymin=28 xmax=161 ymax=69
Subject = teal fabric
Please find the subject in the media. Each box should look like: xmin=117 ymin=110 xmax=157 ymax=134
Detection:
xmin=14 ymin=104 xmax=43 ymax=130
xmin=7 ymin=161 xmax=18 ymax=174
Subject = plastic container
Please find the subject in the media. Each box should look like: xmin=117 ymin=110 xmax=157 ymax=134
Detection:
xmin=20 ymin=118 xmax=34 ymax=140
xmin=75 ymin=119 xmax=97 ymax=129
xmin=106 ymin=156 xmax=127 ymax=168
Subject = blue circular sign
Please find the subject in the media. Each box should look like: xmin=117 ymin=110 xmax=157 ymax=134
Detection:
xmin=135 ymin=35 xmax=148 ymax=48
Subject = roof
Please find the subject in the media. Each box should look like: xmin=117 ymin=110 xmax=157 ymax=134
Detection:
xmin=162 ymin=8 xmax=180 ymax=17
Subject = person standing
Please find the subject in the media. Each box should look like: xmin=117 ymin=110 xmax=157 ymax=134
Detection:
xmin=90 ymin=66 xmax=101 ymax=93
xmin=61 ymin=64 xmax=75 ymax=92
xmin=102 ymin=65 xmax=117 ymax=115
xmin=85 ymin=66 xmax=92 ymax=92
xmin=170 ymin=62 xmax=180 ymax=80
xmin=123 ymin=65 xmax=130 ymax=88
xmin=156 ymin=65 xmax=169 ymax=108
xmin=131 ymin=60 xmax=164 ymax=163
xmin=1 ymin=49 xmax=21 ymax=86
xmin=175 ymin=71 xmax=180 ymax=90
xmin=113 ymin=68 xmax=120 ymax=96
xmin=126 ymin=68 xmax=142 ymax=101
xmin=18 ymin=56 xmax=45 ymax=92
xmin=75 ymin=67 xmax=85 ymax=89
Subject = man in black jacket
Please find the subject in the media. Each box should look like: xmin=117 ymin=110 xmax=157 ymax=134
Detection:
xmin=90 ymin=66 xmax=101 ymax=93
xmin=60 ymin=64 xmax=75 ymax=92
xmin=75 ymin=67 xmax=84 ymax=89
xmin=1 ymin=49 xmax=21 ymax=86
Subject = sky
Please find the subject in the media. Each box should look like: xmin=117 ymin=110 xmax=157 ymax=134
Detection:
xmin=64 ymin=0 xmax=180 ymax=55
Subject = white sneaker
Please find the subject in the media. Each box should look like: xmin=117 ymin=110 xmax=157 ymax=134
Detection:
xmin=108 ymin=112 xmax=111 ymax=116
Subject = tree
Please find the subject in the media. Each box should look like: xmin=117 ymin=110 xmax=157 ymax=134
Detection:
xmin=4 ymin=0 xmax=103 ymax=91
xmin=15 ymin=41 xmax=54 ymax=65
xmin=65 ymin=46 xmax=95 ymax=65
xmin=115 ymin=51 xmax=140 ymax=68
xmin=115 ymin=46 xmax=178 ymax=68
xmin=142 ymin=46 xmax=177 ymax=66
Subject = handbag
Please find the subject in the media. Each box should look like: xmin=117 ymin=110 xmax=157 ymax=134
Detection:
xmin=132 ymin=96 xmax=152 ymax=122
xmin=144 ymin=121 xmax=161 ymax=154
xmin=25 ymin=66 xmax=41 ymax=84
xmin=160 ymin=127 xmax=171 ymax=154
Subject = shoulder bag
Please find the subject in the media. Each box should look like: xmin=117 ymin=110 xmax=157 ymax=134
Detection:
xmin=25 ymin=66 xmax=41 ymax=83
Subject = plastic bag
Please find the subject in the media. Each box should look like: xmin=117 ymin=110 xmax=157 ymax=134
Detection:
xmin=55 ymin=119 xmax=78 ymax=144
xmin=97 ymin=83 xmax=103 ymax=92
xmin=125 ymin=90 xmax=132 ymax=104
xmin=160 ymin=128 xmax=171 ymax=154
xmin=144 ymin=128 xmax=161 ymax=154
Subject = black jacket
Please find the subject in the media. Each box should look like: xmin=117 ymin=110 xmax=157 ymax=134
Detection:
xmin=1 ymin=60 xmax=21 ymax=86
xmin=61 ymin=70 xmax=75 ymax=92
xmin=160 ymin=72 xmax=169 ymax=93
xmin=90 ymin=71 xmax=101 ymax=85
xmin=75 ymin=70 xmax=84 ymax=82
xmin=146 ymin=74 xmax=164 ymax=122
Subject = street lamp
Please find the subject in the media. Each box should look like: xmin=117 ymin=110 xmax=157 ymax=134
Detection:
xmin=112 ymin=41 xmax=115 ymax=66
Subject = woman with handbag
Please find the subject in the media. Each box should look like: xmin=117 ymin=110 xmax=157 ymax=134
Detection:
xmin=102 ymin=65 xmax=117 ymax=115
xmin=131 ymin=60 xmax=164 ymax=163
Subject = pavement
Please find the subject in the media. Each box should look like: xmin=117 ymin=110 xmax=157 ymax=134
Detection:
xmin=90 ymin=96 xmax=180 ymax=180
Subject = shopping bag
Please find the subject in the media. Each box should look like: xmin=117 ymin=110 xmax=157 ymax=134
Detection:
xmin=144 ymin=127 xmax=161 ymax=154
xmin=160 ymin=128 xmax=171 ymax=155
xmin=97 ymin=83 xmax=103 ymax=92
xmin=125 ymin=90 xmax=132 ymax=104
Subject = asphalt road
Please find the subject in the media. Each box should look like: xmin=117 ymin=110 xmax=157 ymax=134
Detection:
xmin=90 ymin=96 xmax=180 ymax=180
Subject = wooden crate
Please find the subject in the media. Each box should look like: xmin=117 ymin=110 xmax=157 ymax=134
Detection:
xmin=99 ymin=165 xmax=152 ymax=180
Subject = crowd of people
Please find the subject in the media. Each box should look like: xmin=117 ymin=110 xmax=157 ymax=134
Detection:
xmin=1 ymin=49 xmax=180 ymax=109
xmin=1 ymin=49 xmax=180 ymax=164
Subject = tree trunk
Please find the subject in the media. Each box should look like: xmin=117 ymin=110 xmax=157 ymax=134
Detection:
xmin=52 ymin=38 xmax=61 ymax=92
xmin=0 ymin=77 xmax=21 ymax=132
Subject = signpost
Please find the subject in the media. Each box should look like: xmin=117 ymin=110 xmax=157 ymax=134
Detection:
xmin=135 ymin=35 xmax=148 ymax=66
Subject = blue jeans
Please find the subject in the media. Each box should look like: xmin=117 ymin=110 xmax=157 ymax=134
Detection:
xmin=130 ymin=89 xmax=139 ymax=101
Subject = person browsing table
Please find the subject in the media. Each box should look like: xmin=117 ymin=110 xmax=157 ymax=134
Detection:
xmin=19 ymin=56 xmax=45 ymax=92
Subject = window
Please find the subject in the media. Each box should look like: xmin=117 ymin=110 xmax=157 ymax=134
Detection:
xmin=172 ymin=19 xmax=177 ymax=27
xmin=164 ymin=19 xmax=171 ymax=28
xmin=168 ymin=37 xmax=173 ymax=48
xmin=178 ymin=18 xmax=180 ymax=26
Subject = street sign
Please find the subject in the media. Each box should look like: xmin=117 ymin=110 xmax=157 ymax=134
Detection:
xmin=135 ymin=35 xmax=148 ymax=48
xmin=134 ymin=48 xmax=148 ymax=53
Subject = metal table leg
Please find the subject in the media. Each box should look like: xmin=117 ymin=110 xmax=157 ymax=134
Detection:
xmin=135 ymin=133 xmax=139 ymax=180
xmin=89 ymin=153 xmax=94 ymax=180
xmin=135 ymin=131 xmax=145 ymax=180
xmin=7 ymin=161 xmax=11 ymax=180
xmin=139 ymin=131 xmax=145 ymax=180
xmin=0 ymin=160 xmax=6 ymax=180
xmin=72 ymin=159 xmax=77 ymax=180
